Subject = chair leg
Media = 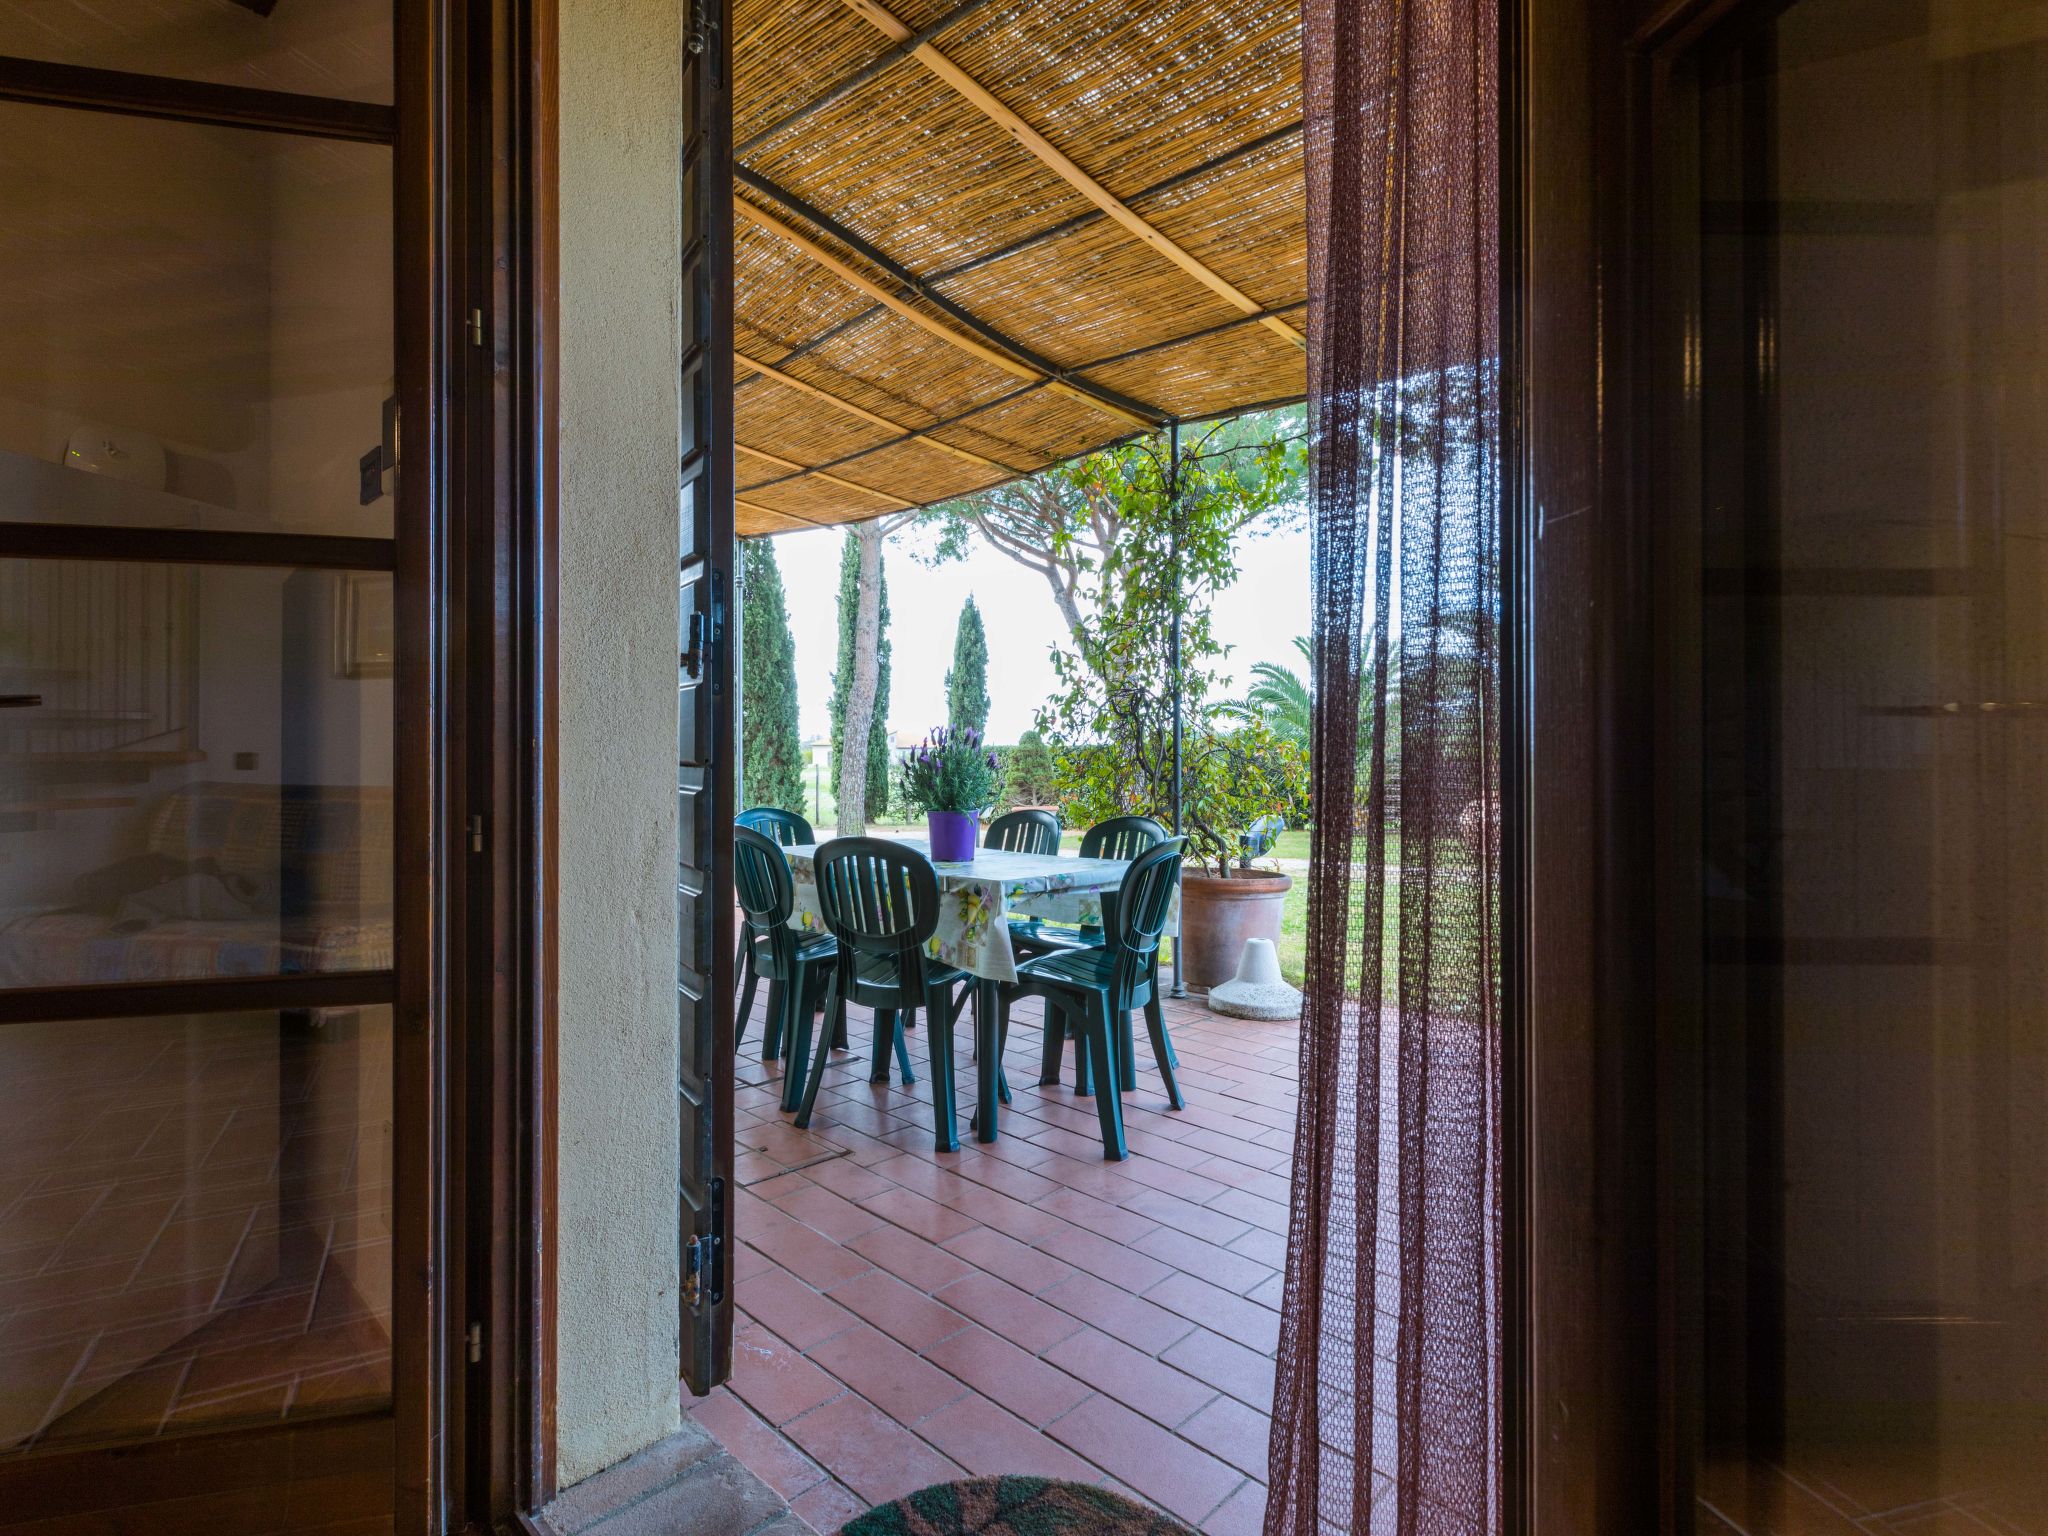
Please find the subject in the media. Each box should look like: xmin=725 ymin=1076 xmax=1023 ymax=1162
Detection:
xmin=735 ymin=949 xmax=758 ymax=1054
xmin=869 ymin=1008 xmax=896 ymax=1083
xmin=892 ymin=1008 xmax=916 ymax=1087
xmin=831 ymin=1000 xmax=849 ymax=1050
xmin=1116 ymin=1010 xmax=1137 ymax=1092
xmin=1070 ymin=1003 xmax=1094 ymax=1096
xmin=779 ymin=969 xmax=814 ymax=1113
xmin=762 ymin=980 xmax=785 ymax=1064
xmin=794 ymin=973 xmax=840 ymax=1129
xmin=925 ymin=983 xmax=958 ymax=1153
xmin=1143 ymin=992 xmax=1184 ymax=1110
xmin=1036 ymin=995 xmax=1064 ymax=1087
xmin=1149 ymin=955 xmax=1179 ymax=1066
xmin=761 ymin=975 xmax=786 ymax=1063
xmin=1081 ymin=993 xmax=1127 ymax=1160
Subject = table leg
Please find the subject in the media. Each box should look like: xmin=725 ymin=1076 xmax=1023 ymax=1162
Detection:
xmin=975 ymin=977 xmax=1000 ymax=1142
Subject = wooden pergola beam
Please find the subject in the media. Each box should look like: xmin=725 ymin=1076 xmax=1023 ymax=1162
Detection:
xmin=736 ymin=496 xmax=833 ymax=529
xmin=734 ymin=185 xmax=1159 ymax=431
xmin=925 ymin=120 xmax=1306 ymax=286
xmin=732 ymin=350 xmax=1022 ymax=475
xmin=836 ymin=0 xmax=1307 ymax=352
xmin=736 ymin=441 xmax=919 ymax=510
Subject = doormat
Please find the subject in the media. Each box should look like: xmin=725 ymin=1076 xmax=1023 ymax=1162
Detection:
xmin=837 ymin=1476 xmax=1194 ymax=1536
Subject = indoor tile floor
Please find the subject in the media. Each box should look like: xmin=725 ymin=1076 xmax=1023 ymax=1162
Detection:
xmin=688 ymin=984 xmax=1296 ymax=1535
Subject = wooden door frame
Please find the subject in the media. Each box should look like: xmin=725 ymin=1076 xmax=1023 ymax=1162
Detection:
xmin=1505 ymin=0 xmax=1671 ymax=1521
xmin=443 ymin=0 xmax=560 ymax=1527
xmin=0 ymin=10 xmax=484 ymax=1534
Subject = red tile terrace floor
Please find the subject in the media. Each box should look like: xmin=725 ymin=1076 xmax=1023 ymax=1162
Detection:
xmin=686 ymin=985 xmax=1298 ymax=1536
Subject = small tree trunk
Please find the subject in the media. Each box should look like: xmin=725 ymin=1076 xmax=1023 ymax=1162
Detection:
xmin=835 ymin=519 xmax=886 ymax=834
xmin=1044 ymin=574 xmax=1086 ymax=648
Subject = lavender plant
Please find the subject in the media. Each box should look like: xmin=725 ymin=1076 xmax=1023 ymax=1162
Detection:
xmin=898 ymin=725 xmax=1002 ymax=817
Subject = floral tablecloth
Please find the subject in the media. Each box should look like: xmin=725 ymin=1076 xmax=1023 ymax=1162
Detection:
xmin=782 ymin=838 xmax=1177 ymax=985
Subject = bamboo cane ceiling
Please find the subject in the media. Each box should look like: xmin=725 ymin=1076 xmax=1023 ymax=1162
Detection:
xmin=731 ymin=0 xmax=1306 ymax=536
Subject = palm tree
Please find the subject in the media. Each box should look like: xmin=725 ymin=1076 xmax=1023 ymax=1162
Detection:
xmin=1217 ymin=636 xmax=1311 ymax=746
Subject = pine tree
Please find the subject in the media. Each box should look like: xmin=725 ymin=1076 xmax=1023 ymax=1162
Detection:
xmin=868 ymin=558 xmax=892 ymax=818
xmin=830 ymin=531 xmax=893 ymax=820
xmin=829 ymin=533 xmax=859 ymax=805
xmin=739 ymin=539 xmax=805 ymax=814
xmin=945 ymin=596 xmax=990 ymax=737
xmin=829 ymin=516 xmax=913 ymax=832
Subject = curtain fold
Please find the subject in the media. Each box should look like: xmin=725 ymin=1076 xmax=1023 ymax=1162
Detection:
xmin=1264 ymin=0 xmax=1500 ymax=1526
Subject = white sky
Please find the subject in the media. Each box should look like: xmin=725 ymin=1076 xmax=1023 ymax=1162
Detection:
xmin=765 ymin=516 xmax=1310 ymax=747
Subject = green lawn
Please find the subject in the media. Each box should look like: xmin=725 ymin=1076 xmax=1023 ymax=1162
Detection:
xmin=1276 ymin=877 xmax=1306 ymax=985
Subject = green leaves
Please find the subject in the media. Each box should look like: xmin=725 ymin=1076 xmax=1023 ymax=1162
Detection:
xmin=897 ymin=725 xmax=1003 ymax=817
xmin=1033 ymin=416 xmax=1310 ymax=874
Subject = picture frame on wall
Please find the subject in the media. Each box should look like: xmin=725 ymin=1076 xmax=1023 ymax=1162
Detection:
xmin=334 ymin=572 xmax=395 ymax=679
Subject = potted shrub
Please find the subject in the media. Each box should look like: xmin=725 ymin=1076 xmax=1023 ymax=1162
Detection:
xmin=1173 ymin=721 xmax=1304 ymax=989
xmin=898 ymin=725 xmax=1001 ymax=863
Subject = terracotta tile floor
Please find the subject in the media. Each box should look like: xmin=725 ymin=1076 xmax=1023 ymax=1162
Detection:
xmin=688 ymin=984 xmax=1298 ymax=1535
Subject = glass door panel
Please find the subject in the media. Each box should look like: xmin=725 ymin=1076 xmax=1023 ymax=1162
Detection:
xmin=0 ymin=0 xmax=393 ymax=104
xmin=0 ymin=1006 xmax=394 ymax=1452
xmin=1683 ymin=0 xmax=2048 ymax=1528
xmin=0 ymin=7 xmax=401 ymax=1500
xmin=0 ymin=559 xmax=393 ymax=987
xmin=0 ymin=104 xmax=395 ymax=539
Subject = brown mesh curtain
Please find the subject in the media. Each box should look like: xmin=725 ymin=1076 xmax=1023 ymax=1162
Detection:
xmin=1263 ymin=0 xmax=1501 ymax=1527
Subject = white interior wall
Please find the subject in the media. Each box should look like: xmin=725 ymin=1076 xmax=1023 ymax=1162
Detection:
xmin=553 ymin=0 xmax=687 ymax=1487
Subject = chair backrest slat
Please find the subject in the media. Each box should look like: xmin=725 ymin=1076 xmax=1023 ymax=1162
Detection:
xmin=734 ymin=825 xmax=806 ymax=976
xmin=737 ymin=805 xmax=814 ymax=847
xmin=812 ymin=838 xmax=943 ymax=999
xmin=984 ymin=808 xmax=1060 ymax=856
xmin=1079 ymin=815 xmax=1168 ymax=863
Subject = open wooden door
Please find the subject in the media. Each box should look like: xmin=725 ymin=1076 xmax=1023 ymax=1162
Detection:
xmin=0 ymin=3 xmax=453 ymax=1528
xmin=676 ymin=0 xmax=737 ymax=1398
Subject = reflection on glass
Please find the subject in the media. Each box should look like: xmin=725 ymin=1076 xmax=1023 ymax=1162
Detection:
xmin=0 ymin=103 xmax=394 ymax=539
xmin=0 ymin=561 xmax=393 ymax=986
xmin=1692 ymin=0 xmax=2048 ymax=1528
xmin=0 ymin=0 xmax=393 ymax=105
xmin=0 ymin=1007 xmax=393 ymax=1453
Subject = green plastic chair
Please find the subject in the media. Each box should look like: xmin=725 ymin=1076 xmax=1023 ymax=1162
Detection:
xmin=733 ymin=826 xmax=838 ymax=1113
xmin=984 ymin=807 xmax=1060 ymax=855
xmin=1011 ymin=815 xmax=1172 ymax=1088
xmin=1011 ymin=837 xmax=1187 ymax=1160
xmin=734 ymin=807 xmax=814 ymax=1028
xmin=794 ymin=838 xmax=972 ymax=1153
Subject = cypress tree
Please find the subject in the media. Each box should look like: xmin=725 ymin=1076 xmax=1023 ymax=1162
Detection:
xmin=739 ymin=538 xmax=805 ymax=814
xmin=945 ymin=596 xmax=990 ymax=737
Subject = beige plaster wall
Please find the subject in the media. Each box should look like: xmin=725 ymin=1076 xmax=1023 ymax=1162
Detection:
xmin=555 ymin=0 xmax=685 ymax=1488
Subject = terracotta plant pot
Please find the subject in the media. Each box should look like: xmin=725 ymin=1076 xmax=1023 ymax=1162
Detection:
xmin=1178 ymin=869 xmax=1293 ymax=991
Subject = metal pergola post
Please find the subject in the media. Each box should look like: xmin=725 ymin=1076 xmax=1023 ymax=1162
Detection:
xmin=1168 ymin=419 xmax=1186 ymax=998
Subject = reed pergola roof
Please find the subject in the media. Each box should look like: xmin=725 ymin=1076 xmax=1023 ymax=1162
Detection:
xmin=730 ymin=0 xmax=1306 ymax=537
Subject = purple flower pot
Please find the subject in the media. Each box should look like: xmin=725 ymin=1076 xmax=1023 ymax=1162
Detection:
xmin=927 ymin=810 xmax=977 ymax=863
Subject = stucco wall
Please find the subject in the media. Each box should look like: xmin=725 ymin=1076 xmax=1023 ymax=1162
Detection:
xmin=555 ymin=0 xmax=684 ymax=1488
